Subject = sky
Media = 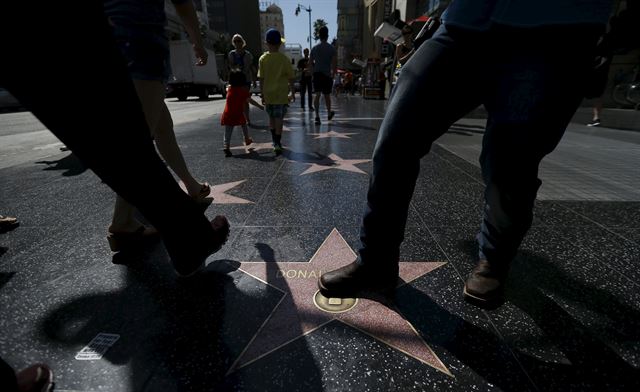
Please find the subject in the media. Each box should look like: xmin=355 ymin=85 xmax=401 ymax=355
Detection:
xmin=265 ymin=0 xmax=338 ymax=50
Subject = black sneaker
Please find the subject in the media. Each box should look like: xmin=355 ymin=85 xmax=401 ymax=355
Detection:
xmin=223 ymin=147 xmax=232 ymax=157
xmin=318 ymin=260 xmax=398 ymax=298
xmin=587 ymin=119 xmax=601 ymax=127
xmin=328 ymin=111 xmax=335 ymax=121
xmin=314 ymin=116 xmax=321 ymax=125
xmin=463 ymin=259 xmax=508 ymax=309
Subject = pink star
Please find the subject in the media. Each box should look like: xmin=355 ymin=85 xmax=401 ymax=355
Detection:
xmin=228 ymin=229 xmax=450 ymax=376
xmin=230 ymin=142 xmax=274 ymax=152
xmin=308 ymin=130 xmax=358 ymax=139
xmin=180 ymin=180 xmax=252 ymax=204
xmin=209 ymin=180 xmax=253 ymax=204
xmin=299 ymin=153 xmax=371 ymax=175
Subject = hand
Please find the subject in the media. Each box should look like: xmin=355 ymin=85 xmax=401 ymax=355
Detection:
xmin=193 ymin=44 xmax=208 ymax=66
xmin=289 ymin=94 xmax=295 ymax=103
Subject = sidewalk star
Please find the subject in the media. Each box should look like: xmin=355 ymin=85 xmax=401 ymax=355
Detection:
xmin=299 ymin=153 xmax=371 ymax=175
xmin=228 ymin=228 xmax=450 ymax=376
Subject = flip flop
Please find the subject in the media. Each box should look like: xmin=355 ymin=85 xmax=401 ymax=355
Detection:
xmin=107 ymin=225 xmax=159 ymax=252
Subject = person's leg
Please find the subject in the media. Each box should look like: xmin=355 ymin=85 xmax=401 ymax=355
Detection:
xmin=466 ymin=27 xmax=599 ymax=306
xmin=314 ymin=93 xmax=321 ymax=119
xmin=273 ymin=115 xmax=284 ymax=153
xmin=300 ymin=80 xmax=306 ymax=108
xmin=1 ymin=2 xmax=227 ymax=275
xmin=319 ymin=25 xmax=484 ymax=297
xmin=223 ymin=125 xmax=234 ymax=148
xmin=134 ymin=80 xmax=208 ymax=199
xmin=324 ymin=93 xmax=334 ymax=120
xmin=588 ymin=98 xmax=603 ymax=126
xmin=313 ymin=73 xmax=323 ymax=122
xmin=241 ymin=124 xmax=252 ymax=145
xmin=306 ymin=78 xmax=313 ymax=109
xmin=244 ymin=85 xmax=251 ymax=124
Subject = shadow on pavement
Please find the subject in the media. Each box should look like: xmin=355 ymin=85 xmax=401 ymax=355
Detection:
xmin=36 ymin=153 xmax=87 ymax=176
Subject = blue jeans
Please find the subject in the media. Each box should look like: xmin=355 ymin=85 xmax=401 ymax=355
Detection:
xmin=359 ymin=24 xmax=599 ymax=269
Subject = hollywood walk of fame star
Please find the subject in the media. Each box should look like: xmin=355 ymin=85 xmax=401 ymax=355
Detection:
xmin=299 ymin=153 xmax=371 ymax=175
xmin=230 ymin=142 xmax=275 ymax=152
xmin=308 ymin=130 xmax=358 ymax=139
xmin=227 ymin=228 xmax=451 ymax=376
xmin=179 ymin=180 xmax=252 ymax=204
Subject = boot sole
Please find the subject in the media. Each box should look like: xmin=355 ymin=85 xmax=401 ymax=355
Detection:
xmin=462 ymin=284 xmax=504 ymax=310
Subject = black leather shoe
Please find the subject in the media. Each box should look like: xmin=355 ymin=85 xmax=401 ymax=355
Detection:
xmin=318 ymin=261 xmax=398 ymax=298
xmin=463 ymin=259 xmax=508 ymax=308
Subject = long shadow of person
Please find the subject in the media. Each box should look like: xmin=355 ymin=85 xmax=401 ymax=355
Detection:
xmin=36 ymin=153 xmax=87 ymax=176
xmin=39 ymin=245 xmax=284 ymax=391
xmin=395 ymin=238 xmax=640 ymax=391
xmin=504 ymin=248 xmax=640 ymax=391
xmin=222 ymin=242 xmax=324 ymax=391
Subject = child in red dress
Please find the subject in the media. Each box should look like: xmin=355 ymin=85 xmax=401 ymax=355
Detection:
xmin=222 ymin=70 xmax=264 ymax=156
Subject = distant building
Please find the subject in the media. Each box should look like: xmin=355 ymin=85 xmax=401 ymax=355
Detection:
xmin=337 ymin=0 xmax=364 ymax=71
xmin=260 ymin=3 xmax=285 ymax=52
xmin=284 ymin=43 xmax=303 ymax=74
xmin=204 ymin=0 xmax=262 ymax=63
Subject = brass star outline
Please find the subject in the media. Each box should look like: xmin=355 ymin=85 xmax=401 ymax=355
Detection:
xmin=227 ymin=228 xmax=451 ymax=376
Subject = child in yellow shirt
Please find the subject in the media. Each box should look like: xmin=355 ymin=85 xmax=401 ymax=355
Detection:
xmin=258 ymin=29 xmax=295 ymax=155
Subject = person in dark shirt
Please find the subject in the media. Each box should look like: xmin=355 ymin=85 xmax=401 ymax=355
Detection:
xmin=297 ymin=48 xmax=313 ymax=110
xmin=319 ymin=0 xmax=613 ymax=309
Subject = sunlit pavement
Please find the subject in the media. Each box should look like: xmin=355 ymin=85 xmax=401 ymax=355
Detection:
xmin=1 ymin=96 xmax=639 ymax=391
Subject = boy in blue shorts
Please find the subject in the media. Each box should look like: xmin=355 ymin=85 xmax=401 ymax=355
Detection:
xmin=258 ymin=29 xmax=295 ymax=155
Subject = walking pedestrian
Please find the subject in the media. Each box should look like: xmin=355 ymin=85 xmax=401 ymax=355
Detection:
xmin=105 ymin=0 xmax=213 ymax=252
xmin=222 ymin=70 xmax=264 ymax=157
xmin=318 ymin=0 xmax=612 ymax=309
xmin=297 ymin=48 xmax=314 ymax=110
xmin=228 ymin=34 xmax=256 ymax=125
xmin=258 ymin=29 xmax=295 ymax=155
xmin=2 ymin=0 xmax=230 ymax=277
xmin=309 ymin=26 xmax=337 ymax=124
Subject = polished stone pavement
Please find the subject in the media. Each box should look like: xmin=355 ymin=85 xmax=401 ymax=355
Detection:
xmin=1 ymin=96 xmax=639 ymax=391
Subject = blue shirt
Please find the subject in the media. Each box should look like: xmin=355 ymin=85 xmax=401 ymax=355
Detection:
xmin=443 ymin=0 xmax=613 ymax=30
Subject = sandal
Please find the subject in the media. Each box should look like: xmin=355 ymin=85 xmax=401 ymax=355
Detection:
xmin=190 ymin=183 xmax=213 ymax=205
xmin=16 ymin=363 xmax=54 ymax=392
xmin=107 ymin=225 xmax=159 ymax=252
xmin=0 ymin=215 xmax=19 ymax=233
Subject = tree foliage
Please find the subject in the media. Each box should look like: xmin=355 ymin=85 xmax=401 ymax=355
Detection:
xmin=313 ymin=19 xmax=327 ymax=42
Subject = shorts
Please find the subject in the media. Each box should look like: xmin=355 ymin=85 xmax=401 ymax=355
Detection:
xmin=265 ymin=104 xmax=288 ymax=119
xmin=313 ymin=72 xmax=333 ymax=95
xmin=112 ymin=25 xmax=171 ymax=82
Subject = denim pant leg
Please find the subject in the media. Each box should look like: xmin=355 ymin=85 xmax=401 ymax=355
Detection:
xmin=478 ymin=30 xmax=596 ymax=266
xmin=358 ymin=25 xmax=483 ymax=268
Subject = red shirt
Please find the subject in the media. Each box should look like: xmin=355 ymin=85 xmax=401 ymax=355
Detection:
xmin=221 ymin=87 xmax=250 ymax=126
